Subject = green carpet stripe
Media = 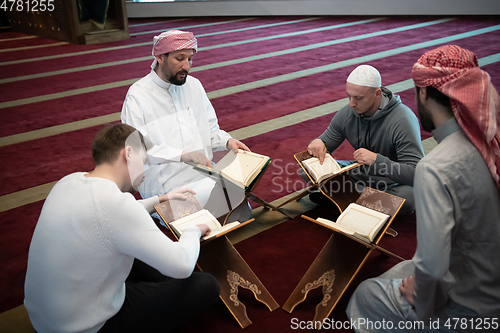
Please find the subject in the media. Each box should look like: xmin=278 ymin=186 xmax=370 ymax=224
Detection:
xmin=0 ymin=57 xmax=152 ymax=84
xmin=0 ymin=42 xmax=67 ymax=53
xmin=0 ymin=47 xmax=497 ymax=148
xmin=0 ymin=17 xmax=297 ymax=66
xmin=207 ymin=25 xmax=500 ymax=99
xmin=0 ymin=35 xmax=36 ymax=42
xmin=0 ymin=17 xmax=378 ymax=67
xmin=0 ymin=18 xmax=251 ymax=66
xmin=0 ymin=181 xmax=58 ymax=213
xmin=0 ymin=19 xmax=382 ymax=84
xmin=1 ymin=19 xmax=469 ymax=107
xmin=201 ymin=17 xmax=385 ymax=51
xmin=0 ymin=54 xmax=497 ymax=211
xmin=0 ymin=113 xmax=121 ymax=147
xmin=195 ymin=18 xmax=450 ymax=70
xmin=129 ymin=17 xmax=255 ymax=36
xmin=478 ymin=53 xmax=500 ymax=66
xmin=131 ymin=17 xmax=314 ymax=37
xmin=0 ymin=78 xmax=139 ymax=109
xmin=128 ymin=18 xmax=188 ymax=28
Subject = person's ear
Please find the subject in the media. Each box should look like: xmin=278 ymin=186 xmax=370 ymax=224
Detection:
xmin=156 ymin=54 xmax=165 ymax=65
xmin=124 ymin=146 xmax=132 ymax=161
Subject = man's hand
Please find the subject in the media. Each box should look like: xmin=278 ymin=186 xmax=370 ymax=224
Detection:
xmin=307 ymin=139 xmax=327 ymax=164
xmin=158 ymin=188 xmax=196 ymax=203
xmin=399 ymin=275 xmax=415 ymax=306
xmin=180 ymin=150 xmax=211 ymax=167
xmin=353 ymin=148 xmax=377 ymax=165
xmin=226 ymin=138 xmax=250 ymax=153
xmin=196 ymin=223 xmax=211 ymax=237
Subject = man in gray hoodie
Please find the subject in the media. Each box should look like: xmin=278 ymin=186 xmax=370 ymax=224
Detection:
xmin=307 ymin=65 xmax=424 ymax=214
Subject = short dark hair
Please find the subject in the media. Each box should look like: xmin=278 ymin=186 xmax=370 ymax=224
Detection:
xmin=416 ymin=86 xmax=452 ymax=109
xmin=92 ymin=124 xmax=147 ymax=166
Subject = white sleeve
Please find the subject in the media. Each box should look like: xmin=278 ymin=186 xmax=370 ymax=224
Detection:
xmin=108 ymin=194 xmax=201 ymax=279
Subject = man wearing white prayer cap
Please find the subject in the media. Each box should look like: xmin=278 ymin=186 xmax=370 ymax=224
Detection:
xmin=121 ymin=30 xmax=251 ymax=222
xmin=306 ymin=64 xmax=424 ymax=214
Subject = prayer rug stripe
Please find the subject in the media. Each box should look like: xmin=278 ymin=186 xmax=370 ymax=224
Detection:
xmin=3 ymin=17 xmax=490 ymax=81
xmin=207 ymin=25 xmax=500 ymax=99
xmin=0 ymin=17 xmax=377 ymax=74
xmin=0 ymin=18 xmax=388 ymax=85
xmin=1 ymin=23 xmax=497 ymax=109
xmin=0 ymin=18 xmax=255 ymax=64
xmin=0 ymin=18 xmax=450 ymax=85
xmin=0 ymin=42 xmax=67 ymax=53
xmin=0 ymin=52 xmax=498 ymax=148
xmin=0 ymin=17 xmax=331 ymax=65
xmin=128 ymin=18 xmax=188 ymax=28
xmin=130 ymin=17 xmax=315 ymax=37
xmin=129 ymin=17 xmax=257 ymax=36
xmin=0 ymin=35 xmax=36 ymax=42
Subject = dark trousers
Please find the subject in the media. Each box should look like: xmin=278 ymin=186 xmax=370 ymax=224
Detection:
xmin=99 ymin=259 xmax=220 ymax=333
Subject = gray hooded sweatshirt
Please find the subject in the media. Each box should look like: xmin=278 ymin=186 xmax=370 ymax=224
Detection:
xmin=318 ymin=87 xmax=424 ymax=188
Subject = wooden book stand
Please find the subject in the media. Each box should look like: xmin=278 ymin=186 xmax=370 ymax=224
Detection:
xmin=279 ymin=151 xmax=398 ymax=236
xmin=196 ymin=157 xmax=293 ymax=223
xmin=155 ymin=196 xmax=279 ymax=328
xmin=244 ymin=161 xmax=294 ymax=219
xmin=282 ymin=188 xmax=405 ymax=328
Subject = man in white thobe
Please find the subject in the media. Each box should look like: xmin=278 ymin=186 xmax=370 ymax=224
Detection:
xmin=121 ymin=30 xmax=251 ymax=220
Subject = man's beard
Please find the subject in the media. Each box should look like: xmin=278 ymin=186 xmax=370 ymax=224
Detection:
xmin=168 ymin=70 xmax=188 ymax=86
xmin=417 ymin=97 xmax=435 ymax=132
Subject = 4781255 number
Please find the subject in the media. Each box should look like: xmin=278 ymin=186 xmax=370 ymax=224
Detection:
xmin=1 ymin=0 xmax=55 ymax=12
xmin=444 ymin=317 xmax=498 ymax=330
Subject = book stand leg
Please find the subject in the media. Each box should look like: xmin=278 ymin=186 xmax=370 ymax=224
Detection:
xmin=198 ymin=236 xmax=280 ymax=328
xmin=245 ymin=191 xmax=294 ymax=219
xmin=276 ymin=185 xmax=317 ymax=208
xmin=237 ymin=161 xmax=294 ymax=220
xmin=282 ymin=233 xmax=371 ymax=326
xmin=319 ymin=173 xmax=360 ymax=213
xmin=385 ymin=227 xmax=398 ymax=237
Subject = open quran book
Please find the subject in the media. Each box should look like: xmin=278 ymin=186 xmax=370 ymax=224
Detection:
xmin=154 ymin=193 xmax=253 ymax=242
xmin=302 ymin=154 xmax=359 ymax=184
xmin=169 ymin=209 xmax=247 ymax=242
xmin=315 ymin=203 xmax=390 ymax=243
xmin=192 ymin=149 xmax=270 ymax=190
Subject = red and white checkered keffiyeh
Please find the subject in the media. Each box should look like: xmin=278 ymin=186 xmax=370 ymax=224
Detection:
xmin=412 ymin=45 xmax=500 ymax=188
xmin=151 ymin=30 xmax=197 ymax=68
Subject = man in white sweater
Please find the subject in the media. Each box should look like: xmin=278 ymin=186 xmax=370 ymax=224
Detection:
xmin=24 ymin=124 xmax=220 ymax=333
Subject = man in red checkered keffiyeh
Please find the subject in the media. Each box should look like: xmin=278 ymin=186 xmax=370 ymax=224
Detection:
xmin=150 ymin=30 xmax=198 ymax=72
xmin=121 ymin=29 xmax=252 ymax=226
xmin=347 ymin=45 xmax=500 ymax=329
xmin=412 ymin=44 xmax=500 ymax=187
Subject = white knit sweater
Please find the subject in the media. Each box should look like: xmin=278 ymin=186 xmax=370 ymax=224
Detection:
xmin=24 ymin=173 xmax=201 ymax=333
